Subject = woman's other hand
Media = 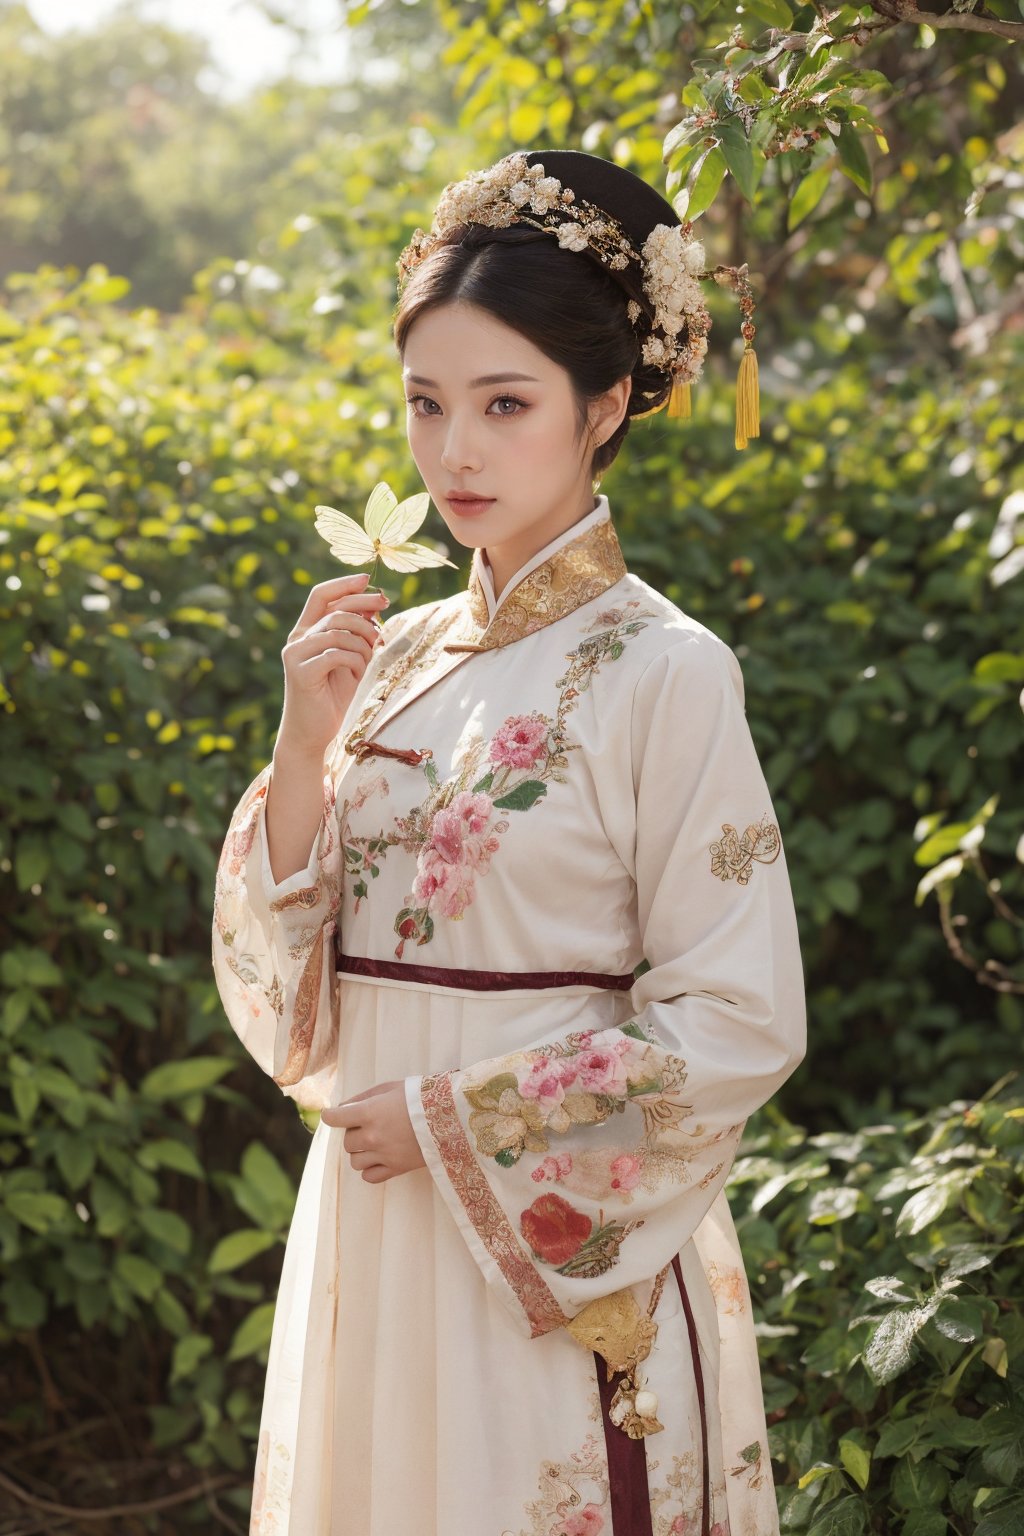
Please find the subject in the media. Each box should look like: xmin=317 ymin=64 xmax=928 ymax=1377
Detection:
xmin=321 ymin=1081 xmax=427 ymax=1182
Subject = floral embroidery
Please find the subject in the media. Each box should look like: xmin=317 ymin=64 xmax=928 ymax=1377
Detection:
xmin=249 ymin=1427 xmax=292 ymax=1534
xmin=647 ymin=1447 xmax=732 ymax=1536
xmin=212 ymin=765 xmax=342 ymax=1087
xmin=501 ymin=1428 xmax=611 ymax=1536
xmin=520 ymin=1190 xmax=645 ymax=1278
xmin=728 ymin=1439 xmax=770 ymax=1493
xmin=708 ymin=814 xmax=780 ymax=884
xmin=337 ymin=604 xmax=658 ymax=957
xmin=705 ymin=1260 xmax=749 ymax=1316
xmin=461 ymin=1026 xmax=686 ymax=1161
xmin=419 ymin=1069 xmax=570 ymax=1339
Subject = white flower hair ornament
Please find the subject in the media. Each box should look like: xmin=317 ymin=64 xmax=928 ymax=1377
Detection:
xmin=397 ymin=150 xmax=760 ymax=450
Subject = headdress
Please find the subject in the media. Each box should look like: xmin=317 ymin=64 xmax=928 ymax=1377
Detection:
xmin=396 ymin=148 xmax=760 ymax=450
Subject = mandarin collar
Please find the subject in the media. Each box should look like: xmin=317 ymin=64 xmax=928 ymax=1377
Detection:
xmin=443 ymin=494 xmax=627 ymax=654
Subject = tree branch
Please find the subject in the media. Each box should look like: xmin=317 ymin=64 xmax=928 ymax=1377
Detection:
xmin=868 ymin=0 xmax=1024 ymax=41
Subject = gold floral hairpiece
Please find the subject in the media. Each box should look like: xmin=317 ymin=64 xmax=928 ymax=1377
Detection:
xmin=397 ymin=151 xmax=760 ymax=450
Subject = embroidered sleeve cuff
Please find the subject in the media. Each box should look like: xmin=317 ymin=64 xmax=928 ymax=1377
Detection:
xmin=402 ymin=1072 xmax=568 ymax=1341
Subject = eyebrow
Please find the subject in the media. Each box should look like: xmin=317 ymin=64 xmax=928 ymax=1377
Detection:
xmin=404 ymin=372 xmax=540 ymax=388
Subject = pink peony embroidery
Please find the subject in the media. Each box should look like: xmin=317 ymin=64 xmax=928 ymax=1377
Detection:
xmin=410 ymin=790 xmax=501 ymax=918
xmin=517 ymin=1060 xmax=569 ymax=1111
xmin=558 ymin=1506 xmax=606 ymax=1535
xmin=412 ymin=852 xmax=477 ymax=918
xmin=608 ymin=1152 xmax=642 ymax=1192
xmin=531 ymin=1153 xmax=573 ymax=1183
xmin=573 ymin=1047 xmax=630 ymax=1097
xmin=448 ymin=788 xmax=493 ymax=832
xmin=488 ymin=712 xmax=549 ymax=769
xmin=460 ymin=829 xmax=502 ymax=872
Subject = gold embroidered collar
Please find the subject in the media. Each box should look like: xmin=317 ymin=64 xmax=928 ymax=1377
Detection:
xmin=443 ymin=514 xmax=627 ymax=653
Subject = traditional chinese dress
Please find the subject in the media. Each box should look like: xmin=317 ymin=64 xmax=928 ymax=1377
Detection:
xmin=211 ymin=491 xmax=806 ymax=1536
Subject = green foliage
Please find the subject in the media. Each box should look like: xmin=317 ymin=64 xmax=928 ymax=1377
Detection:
xmin=732 ymin=1073 xmax=1024 ymax=1535
xmin=0 ymin=0 xmax=1022 ymax=1517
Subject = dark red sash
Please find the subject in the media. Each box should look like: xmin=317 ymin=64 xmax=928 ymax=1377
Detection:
xmin=335 ymin=949 xmax=636 ymax=992
xmin=593 ymin=1255 xmax=709 ymax=1536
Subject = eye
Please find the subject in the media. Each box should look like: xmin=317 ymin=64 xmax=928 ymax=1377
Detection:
xmin=488 ymin=394 xmax=528 ymax=417
xmin=405 ymin=393 xmax=440 ymax=416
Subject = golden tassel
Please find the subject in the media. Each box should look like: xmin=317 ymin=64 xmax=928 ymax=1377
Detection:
xmin=665 ymin=373 xmax=691 ymax=419
xmin=735 ymin=340 xmax=760 ymax=450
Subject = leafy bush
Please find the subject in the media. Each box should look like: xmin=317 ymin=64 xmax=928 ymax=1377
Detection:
xmin=731 ymin=1073 xmax=1024 ymax=1535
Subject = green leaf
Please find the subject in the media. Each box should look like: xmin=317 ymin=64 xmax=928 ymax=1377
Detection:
xmin=807 ymin=1493 xmax=868 ymax=1536
xmin=932 ymin=1296 xmax=985 ymax=1344
xmin=1 ymin=1273 xmax=47 ymax=1329
xmin=825 ymin=706 xmax=859 ymax=754
xmin=240 ymin=1142 xmax=296 ymax=1219
xmin=492 ymin=780 xmax=547 ymax=811
xmin=896 ymin=1172 xmax=971 ymax=1237
xmin=742 ymin=0 xmax=794 ymax=25
xmin=901 ymin=1513 xmax=948 ymax=1536
xmin=171 ymin=1332 xmax=214 ymax=1383
xmin=209 ymin=1228 xmax=278 ymax=1273
xmin=823 ymin=876 xmax=860 ymax=916
xmin=836 ymin=122 xmax=872 ymax=196
xmin=863 ymin=1275 xmax=915 ymax=1304
xmin=683 ymin=145 xmax=727 ymax=220
xmin=976 ymin=1498 xmax=1024 ymax=1536
xmin=717 ymin=118 xmax=761 ymax=206
xmin=808 ymin=1186 xmax=861 ymax=1224
xmin=55 ymin=1135 xmax=97 ymax=1190
xmin=974 ymin=652 xmax=1024 ymax=683
xmin=140 ymin=1057 xmax=234 ymax=1100
xmin=838 ymin=1436 xmax=871 ymax=1491
xmin=789 ymin=161 xmax=834 ymax=231
xmin=5 ymin=1190 xmax=70 ymax=1234
xmin=138 ymin=1207 xmax=192 ymax=1255
xmin=863 ymin=1301 xmax=938 ymax=1384
xmin=892 ymin=1456 xmax=949 ymax=1509
xmin=114 ymin=1252 xmax=163 ymax=1301
xmin=228 ymin=1302 xmax=276 ymax=1361
xmin=153 ymin=1287 xmax=190 ymax=1337
xmin=136 ymin=1138 xmax=205 ymax=1179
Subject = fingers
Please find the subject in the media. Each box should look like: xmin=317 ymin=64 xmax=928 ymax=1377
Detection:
xmin=299 ymin=571 xmax=391 ymax=630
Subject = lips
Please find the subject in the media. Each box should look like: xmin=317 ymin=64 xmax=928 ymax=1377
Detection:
xmin=446 ymin=495 xmax=495 ymax=515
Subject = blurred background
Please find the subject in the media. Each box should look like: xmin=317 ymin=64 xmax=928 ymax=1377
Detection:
xmin=1 ymin=0 xmax=1022 ymax=1529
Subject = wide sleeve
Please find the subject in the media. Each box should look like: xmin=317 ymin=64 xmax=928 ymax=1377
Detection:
xmin=402 ymin=630 xmax=807 ymax=1340
xmin=210 ymin=741 xmax=345 ymax=1111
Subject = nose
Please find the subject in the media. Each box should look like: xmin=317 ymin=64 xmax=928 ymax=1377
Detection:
xmin=439 ymin=411 xmax=482 ymax=474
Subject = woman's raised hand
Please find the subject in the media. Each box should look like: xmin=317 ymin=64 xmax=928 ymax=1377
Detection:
xmin=275 ymin=571 xmax=390 ymax=762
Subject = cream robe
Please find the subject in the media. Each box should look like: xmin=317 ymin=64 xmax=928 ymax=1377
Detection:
xmin=211 ymin=492 xmax=806 ymax=1536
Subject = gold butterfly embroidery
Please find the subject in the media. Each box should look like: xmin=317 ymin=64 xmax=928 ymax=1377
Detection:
xmin=709 ymin=814 xmax=781 ymax=884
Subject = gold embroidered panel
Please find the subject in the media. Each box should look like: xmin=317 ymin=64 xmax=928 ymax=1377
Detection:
xmin=445 ymin=516 xmax=628 ymax=654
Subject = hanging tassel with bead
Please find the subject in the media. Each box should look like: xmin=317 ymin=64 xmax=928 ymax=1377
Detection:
xmin=665 ymin=371 xmax=692 ymax=419
xmin=735 ymin=336 xmax=759 ymax=449
xmin=732 ymin=264 xmax=760 ymax=450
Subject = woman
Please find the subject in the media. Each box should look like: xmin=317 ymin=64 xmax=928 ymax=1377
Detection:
xmin=212 ymin=148 xmax=806 ymax=1536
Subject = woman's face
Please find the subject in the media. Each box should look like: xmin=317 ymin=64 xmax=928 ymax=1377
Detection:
xmin=402 ymin=301 xmax=628 ymax=588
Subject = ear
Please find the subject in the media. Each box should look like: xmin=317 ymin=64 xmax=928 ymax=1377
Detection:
xmin=590 ymin=374 xmax=632 ymax=445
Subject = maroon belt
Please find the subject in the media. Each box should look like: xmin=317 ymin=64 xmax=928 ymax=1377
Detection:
xmin=335 ymin=950 xmax=637 ymax=992
xmin=594 ymin=1254 xmax=710 ymax=1535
